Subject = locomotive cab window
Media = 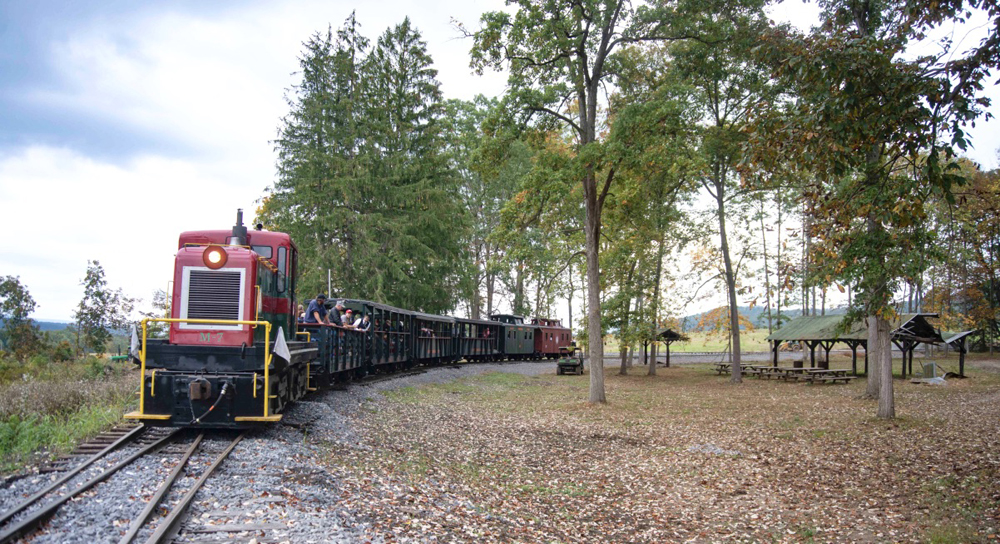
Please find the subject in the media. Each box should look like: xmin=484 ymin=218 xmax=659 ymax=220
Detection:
xmin=251 ymin=245 xmax=273 ymax=258
xmin=277 ymin=246 xmax=287 ymax=293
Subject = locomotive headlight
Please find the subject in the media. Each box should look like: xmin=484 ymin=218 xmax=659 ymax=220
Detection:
xmin=203 ymin=247 xmax=228 ymax=269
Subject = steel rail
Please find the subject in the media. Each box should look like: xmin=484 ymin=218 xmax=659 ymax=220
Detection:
xmin=117 ymin=433 xmax=205 ymax=544
xmin=143 ymin=431 xmax=246 ymax=544
xmin=0 ymin=424 xmax=146 ymax=528
xmin=0 ymin=428 xmax=181 ymax=544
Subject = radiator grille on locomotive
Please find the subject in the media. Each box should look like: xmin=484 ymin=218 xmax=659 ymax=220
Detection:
xmin=186 ymin=270 xmax=242 ymax=320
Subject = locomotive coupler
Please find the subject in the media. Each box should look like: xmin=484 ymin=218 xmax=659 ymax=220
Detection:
xmin=189 ymin=378 xmax=212 ymax=400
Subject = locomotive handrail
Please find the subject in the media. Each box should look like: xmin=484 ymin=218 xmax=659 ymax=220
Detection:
xmin=131 ymin=317 xmax=276 ymax=421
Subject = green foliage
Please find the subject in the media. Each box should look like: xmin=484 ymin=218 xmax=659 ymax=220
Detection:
xmin=74 ymin=260 xmax=136 ymax=355
xmin=261 ymin=15 xmax=466 ymax=313
xmin=50 ymin=340 xmax=74 ymax=362
xmin=441 ymin=96 xmax=534 ymax=319
xmin=470 ymin=0 xmax=765 ymax=397
xmin=0 ymin=275 xmax=42 ymax=362
xmin=745 ymin=0 xmax=992 ymax=322
xmin=140 ymin=288 xmax=170 ymax=337
xmin=922 ymin=160 xmax=1000 ymax=350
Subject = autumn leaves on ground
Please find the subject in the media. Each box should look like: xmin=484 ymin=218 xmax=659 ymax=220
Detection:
xmin=325 ymin=357 xmax=1000 ymax=543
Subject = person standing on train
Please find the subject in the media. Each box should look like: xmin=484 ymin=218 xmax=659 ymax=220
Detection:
xmin=355 ymin=313 xmax=370 ymax=331
xmin=304 ymin=294 xmax=330 ymax=324
xmin=329 ymin=301 xmax=346 ymax=326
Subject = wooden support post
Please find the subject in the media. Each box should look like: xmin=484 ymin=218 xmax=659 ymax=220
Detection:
xmin=772 ymin=340 xmax=779 ymax=367
xmin=889 ymin=340 xmax=906 ymax=380
xmin=851 ymin=342 xmax=858 ymax=375
xmin=864 ymin=341 xmax=868 ymax=375
xmin=959 ymin=338 xmax=966 ymax=377
xmin=909 ymin=344 xmax=914 ymax=376
xmin=665 ymin=342 xmax=671 ymax=368
xmin=809 ymin=341 xmax=817 ymax=368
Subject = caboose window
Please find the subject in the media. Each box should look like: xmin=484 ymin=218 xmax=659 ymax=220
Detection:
xmin=178 ymin=267 xmax=245 ymax=331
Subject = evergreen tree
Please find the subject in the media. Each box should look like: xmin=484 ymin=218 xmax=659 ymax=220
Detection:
xmin=262 ymin=16 xmax=466 ymax=313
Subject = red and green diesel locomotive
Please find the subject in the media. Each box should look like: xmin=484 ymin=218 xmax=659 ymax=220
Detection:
xmin=126 ymin=210 xmax=317 ymax=427
xmin=125 ymin=212 xmax=572 ymax=428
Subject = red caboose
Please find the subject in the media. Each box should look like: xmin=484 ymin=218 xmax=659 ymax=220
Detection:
xmin=531 ymin=317 xmax=573 ymax=359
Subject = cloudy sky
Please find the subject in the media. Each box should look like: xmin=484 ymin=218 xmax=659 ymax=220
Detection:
xmin=0 ymin=1 xmax=995 ymax=322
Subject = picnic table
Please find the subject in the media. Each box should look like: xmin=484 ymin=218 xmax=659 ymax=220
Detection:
xmin=712 ymin=363 xmax=773 ymax=376
xmin=712 ymin=362 xmax=854 ymax=384
xmin=800 ymin=368 xmax=853 ymax=384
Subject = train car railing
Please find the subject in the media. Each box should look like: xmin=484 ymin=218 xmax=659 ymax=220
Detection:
xmin=458 ymin=336 xmax=498 ymax=358
xmin=371 ymin=327 xmax=410 ymax=368
xmin=127 ymin=317 xmax=279 ymax=422
xmin=299 ymin=323 xmax=367 ymax=376
xmin=415 ymin=334 xmax=454 ymax=360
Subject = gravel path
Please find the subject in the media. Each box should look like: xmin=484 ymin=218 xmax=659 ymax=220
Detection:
xmin=0 ymin=360 xmax=556 ymax=543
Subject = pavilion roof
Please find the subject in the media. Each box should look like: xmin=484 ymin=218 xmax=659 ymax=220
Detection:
xmin=942 ymin=330 xmax=975 ymax=345
xmin=654 ymin=328 xmax=689 ymax=342
xmin=765 ymin=313 xmax=943 ymax=344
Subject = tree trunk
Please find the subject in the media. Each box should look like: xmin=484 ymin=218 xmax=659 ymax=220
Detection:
xmin=567 ymin=262 xmax=574 ymax=332
xmin=486 ymin=268 xmax=496 ymax=318
xmin=875 ymin=315 xmax=895 ymax=418
xmin=584 ymin=172 xmax=606 ymax=403
xmin=514 ymin=257 xmax=526 ymax=315
xmin=471 ymin=265 xmax=482 ymax=320
xmin=761 ymin=197 xmax=773 ymax=334
xmin=776 ymin=194 xmax=782 ymax=330
xmin=648 ymin=342 xmax=657 ymax=376
xmin=865 ymin=316 xmax=882 ymax=399
xmin=803 ymin=201 xmax=810 ymax=317
xmin=619 ymin=344 xmax=629 ymax=375
xmin=715 ymin=177 xmax=742 ymax=383
xmin=648 ymin=230 xmax=667 ymax=377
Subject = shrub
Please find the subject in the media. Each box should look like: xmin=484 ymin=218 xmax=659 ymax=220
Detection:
xmin=50 ymin=341 xmax=74 ymax=362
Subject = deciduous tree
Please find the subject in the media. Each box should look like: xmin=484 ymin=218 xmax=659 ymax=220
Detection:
xmin=0 ymin=276 xmax=41 ymax=362
xmin=471 ymin=0 xmax=750 ymax=402
xmin=75 ymin=261 xmax=135 ymax=356
xmin=747 ymin=0 xmax=996 ymax=417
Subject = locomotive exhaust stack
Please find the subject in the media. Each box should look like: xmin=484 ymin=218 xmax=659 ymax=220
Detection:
xmin=230 ymin=209 xmax=248 ymax=246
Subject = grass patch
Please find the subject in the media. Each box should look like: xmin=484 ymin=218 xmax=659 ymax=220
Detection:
xmin=0 ymin=357 xmax=138 ymax=474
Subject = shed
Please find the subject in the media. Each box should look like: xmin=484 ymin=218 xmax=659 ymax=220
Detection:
xmin=765 ymin=313 xmax=943 ymax=377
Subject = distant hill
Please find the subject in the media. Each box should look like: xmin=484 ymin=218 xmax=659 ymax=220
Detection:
xmin=679 ymin=305 xmax=847 ymax=332
xmin=37 ymin=321 xmax=71 ymax=332
xmin=0 ymin=319 xmax=71 ymax=332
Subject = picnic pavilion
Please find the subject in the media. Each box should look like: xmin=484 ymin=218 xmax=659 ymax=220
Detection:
xmin=764 ymin=313 xmax=944 ymax=378
xmin=942 ymin=330 xmax=975 ymax=378
xmin=642 ymin=328 xmax=689 ymax=367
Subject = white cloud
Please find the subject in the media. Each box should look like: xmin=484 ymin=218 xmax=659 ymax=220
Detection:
xmin=0 ymin=146 xmax=259 ymax=321
xmin=1 ymin=0 xmax=509 ymax=322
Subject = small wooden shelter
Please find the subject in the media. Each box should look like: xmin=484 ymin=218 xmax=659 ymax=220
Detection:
xmin=942 ymin=330 xmax=974 ymax=377
xmin=765 ymin=313 xmax=943 ymax=377
xmin=643 ymin=328 xmax=689 ymax=367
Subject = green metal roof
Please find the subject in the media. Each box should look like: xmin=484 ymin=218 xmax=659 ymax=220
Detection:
xmin=765 ymin=313 xmax=942 ymax=344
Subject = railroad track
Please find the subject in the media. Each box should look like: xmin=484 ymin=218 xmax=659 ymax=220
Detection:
xmin=0 ymin=426 xmax=246 ymax=544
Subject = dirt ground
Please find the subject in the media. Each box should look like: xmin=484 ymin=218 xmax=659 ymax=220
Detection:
xmin=322 ymin=354 xmax=1000 ymax=543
